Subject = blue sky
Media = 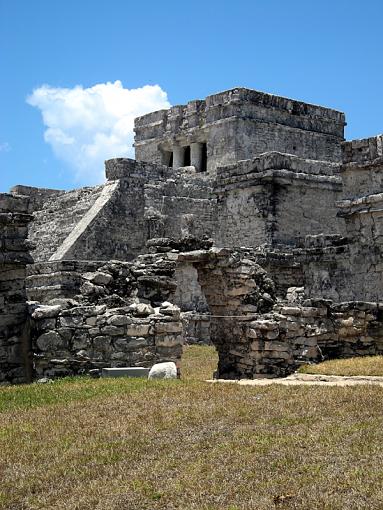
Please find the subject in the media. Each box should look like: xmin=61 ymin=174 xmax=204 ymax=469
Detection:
xmin=1 ymin=0 xmax=383 ymax=192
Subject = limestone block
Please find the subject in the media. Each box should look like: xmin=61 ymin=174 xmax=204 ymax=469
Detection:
xmin=247 ymin=328 xmax=259 ymax=339
xmin=250 ymin=320 xmax=278 ymax=331
xmin=102 ymin=367 xmax=150 ymax=378
xmin=148 ymin=362 xmax=177 ymax=380
xmin=264 ymin=341 xmax=288 ymax=352
xmin=72 ymin=334 xmax=89 ymax=350
xmin=107 ymin=315 xmax=132 ymax=326
xmin=92 ymin=335 xmax=111 ymax=351
xmin=101 ymin=325 xmax=125 ymax=336
xmin=57 ymin=328 xmax=73 ymax=342
xmin=59 ymin=315 xmax=83 ymax=328
xmin=82 ymin=272 xmax=113 ymax=286
xmin=159 ymin=302 xmax=180 ymax=319
xmin=36 ymin=331 xmax=66 ymax=351
xmin=154 ymin=322 xmax=183 ymax=334
xmin=80 ymin=281 xmax=105 ymax=296
xmin=265 ymin=329 xmax=280 ymax=340
xmin=281 ymin=307 xmax=302 ymax=316
xmin=129 ymin=303 xmax=155 ymax=317
xmin=126 ymin=323 xmax=151 ymax=337
xmin=86 ymin=316 xmax=98 ymax=326
xmin=31 ymin=304 xmax=62 ymax=320
xmin=155 ymin=334 xmax=183 ymax=347
xmin=110 ymin=351 xmax=127 ymax=360
xmin=114 ymin=337 xmax=149 ymax=350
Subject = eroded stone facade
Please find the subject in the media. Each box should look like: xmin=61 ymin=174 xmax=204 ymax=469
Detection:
xmin=2 ymin=87 xmax=383 ymax=382
xmin=0 ymin=194 xmax=33 ymax=383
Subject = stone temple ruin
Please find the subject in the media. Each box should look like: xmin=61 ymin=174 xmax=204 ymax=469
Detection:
xmin=2 ymin=87 xmax=383 ymax=383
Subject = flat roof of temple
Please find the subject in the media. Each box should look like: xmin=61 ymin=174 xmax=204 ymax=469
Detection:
xmin=135 ymin=87 xmax=345 ymax=127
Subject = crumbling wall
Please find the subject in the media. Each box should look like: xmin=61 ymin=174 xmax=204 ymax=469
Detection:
xmin=31 ymin=300 xmax=182 ymax=379
xmin=10 ymin=185 xmax=65 ymax=212
xmin=0 ymin=193 xmax=33 ymax=384
xmin=176 ymin=248 xmax=383 ymax=378
xmin=27 ymin=255 xmax=183 ymax=378
xmin=341 ymin=136 xmax=383 ymax=198
xmin=241 ymin=300 xmax=383 ymax=378
xmin=302 ymin=139 xmax=383 ymax=303
xmin=178 ymin=248 xmax=278 ymax=377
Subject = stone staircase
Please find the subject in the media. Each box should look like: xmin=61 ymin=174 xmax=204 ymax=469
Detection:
xmin=29 ymin=185 xmax=105 ymax=262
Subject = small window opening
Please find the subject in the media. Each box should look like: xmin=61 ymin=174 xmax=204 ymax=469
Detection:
xmin=184 ymin=146 xmax=191 ymax=166
xmin=201 ymin=143 xmax=207 ymax=172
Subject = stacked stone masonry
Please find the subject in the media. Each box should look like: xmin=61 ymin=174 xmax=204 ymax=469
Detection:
xmin=0 ymin=193 xmax=33 ymax=383
xmin=2 ymin=87 xmax=383 ymax=382
xmin=29 ymin=256 xmax=183 ymax=378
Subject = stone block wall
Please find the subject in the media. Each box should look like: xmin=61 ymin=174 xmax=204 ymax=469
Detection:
xmin=26 ymin=254 xmax=183 ymax=378
xmin=302 ymin=139 xmax=383 ymax=304
xmin=25 ymin=185 xmax=105 ymax=262
xmin=342 ymin=135 xmax=383 ymax=165
xmin=10 ymin=185 xmax=65 ymax=213
xmin=143 ymin=168 xmax=216 ymax=242
xmin=181 ymin=312 xmax=211 ymax=345
xmin=341 ymin=136 xmax=383 ymax=199
xmin=0 ymin=193 xmax=33 ymax=384
xmin=31 ymin=301 xmax=183 ymax=379
xmin=231 ymin=300 xmax=383 ymax=379
xmin=215 ymin=153 xmax=344 ymax=248
xmin=23 ymin=159 xmax=217 ymax=264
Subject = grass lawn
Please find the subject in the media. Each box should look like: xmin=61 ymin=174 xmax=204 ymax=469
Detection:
xmin=1 ymin=346 xmax=383 ymax=509
xmin=299 ymin=355 xmax=383 ymax=377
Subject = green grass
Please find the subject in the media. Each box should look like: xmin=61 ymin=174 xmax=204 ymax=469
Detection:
xmin=299 ymin=355 xmax=383 ymax=377
xmin=1 ymin=346 xmax=383 ymax=510
xmin=0 ymin=345 xmax=218 ymax=413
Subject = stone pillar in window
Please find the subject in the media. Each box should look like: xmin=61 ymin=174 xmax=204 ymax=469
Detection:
xmin=173 ymin=147 xmax=185 ymax=168
xmin=191 ymin=142 xmax=203 ymax=172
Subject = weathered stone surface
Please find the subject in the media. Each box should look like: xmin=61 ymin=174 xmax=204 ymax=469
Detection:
xmin=4 ymin=88 xmax=383 ymax=383
xmin=148 ymin=362 xmax=177 ymax=380
xmin=102 ymin=367 xmax=150 ymax=378
xmin=0 ymin=193 xmax=33 ymax=384
xmin=36 ymin=331 xmax=65 ymax=351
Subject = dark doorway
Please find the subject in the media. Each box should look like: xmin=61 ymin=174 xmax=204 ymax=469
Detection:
xmin=184 ymin=146 xmax=191 ymax=166
xmin=201 ymin=143 xmax=207 ymax=172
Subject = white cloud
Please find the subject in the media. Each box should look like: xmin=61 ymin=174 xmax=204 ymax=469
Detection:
xmin=27 ymin=81 xmax=171 ymax=184
xmin=0 ymin=142 xmax=10 ymax=152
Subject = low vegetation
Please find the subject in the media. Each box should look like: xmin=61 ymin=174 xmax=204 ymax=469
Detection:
xmin=299 ymin=355 xmax=383 ymax=377
xmin=1 ymin=346 xmax=383 ymax=509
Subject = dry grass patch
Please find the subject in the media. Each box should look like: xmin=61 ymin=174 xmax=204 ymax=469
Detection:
xmin=1 ymin=346 xmax=383 ymax=509
xmin=181 ymin=344 xmax=218 ymax=380
xmin=299 ymin=355 xmax=383 ymax=377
